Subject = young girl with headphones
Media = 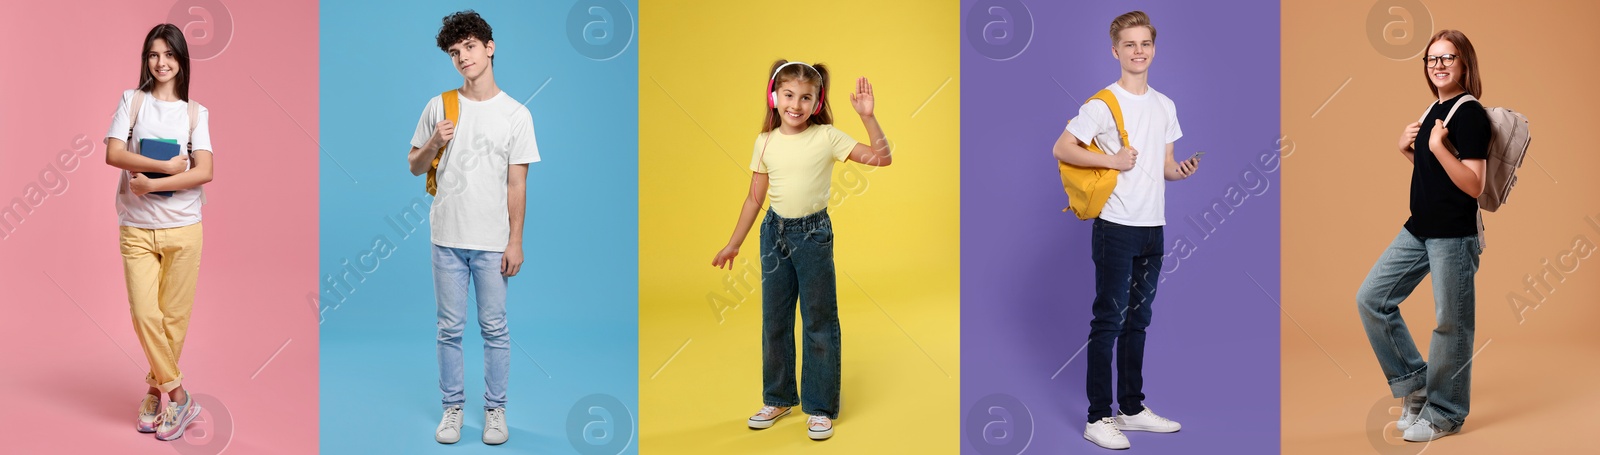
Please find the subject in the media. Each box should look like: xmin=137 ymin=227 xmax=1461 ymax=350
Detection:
xmin=710 ymin=59 xmax=892 ymax=441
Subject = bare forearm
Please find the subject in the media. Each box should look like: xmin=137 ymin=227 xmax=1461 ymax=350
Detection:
xmin=144 ymin=167 xmax=212 ymax=192
xmin=1432 ymin=148 xmax=1483 ymax=197
xmin=858 ymin=114 xmax=892 ymax=166
xmin=408 ymin=144 xmax=439 ymax=176
xmin=507 ymin=183 xmax=526 ymax=248
xmin=1053 ymin=135 xmax=1113 ymax=168
xmin=725 ymin=196 xmax=762 ymax=248
xmin=106 ymin=146 xmax=174 ymax=174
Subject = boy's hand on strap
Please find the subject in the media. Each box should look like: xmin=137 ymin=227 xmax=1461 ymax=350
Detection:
xmin=850 ymin=77 xmax=874 ymax=118
xmin=712 ymin=245 xmax=739 ymax=270
xmin=1110 ymin=146 xmax=1138 ymax=171
xmin=429 ymin=119 xmax=457 ymax=150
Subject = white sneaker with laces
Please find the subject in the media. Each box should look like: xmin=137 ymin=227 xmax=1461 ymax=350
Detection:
xmin=747 ymin=405 xmax=790 ymax=429
xmin=1114 ymin=406 xmax=1181 ymax=433
xmin=1084 ymin=417 xmax=1130 ymax=450
xmin=1403 ymin=420 xmax=1459 ymax=442
xmin=483 ymin=407 xmax=508 ymax=445
xmin=806 ymin=414 xmax=833 ymax=440
xmin=436 ymin=405 xmax=463 ymax=444
xmin=1398 ymin=389 xmax=1426 ymax=430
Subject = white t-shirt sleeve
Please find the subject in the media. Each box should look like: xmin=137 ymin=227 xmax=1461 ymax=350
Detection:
xmin=105 ymin=89 xmax=135 ymax=143
xmin=508 ymin=108 xmax=540 ymax=165
xmin=190 ymin=103 xmax=213 ymax=152
xmin=1065 ymin=100 xmax=1116 ymax=150
xmin=410 ymin=96 xmax=442 ymax=150
xmin=1164 ymin=97 xmax=1183 ymax=144
xmin=826 ymin=125 xmax=855 ymax=162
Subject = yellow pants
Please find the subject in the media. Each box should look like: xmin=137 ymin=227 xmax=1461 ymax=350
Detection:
xmin=120 ymin=222 xmax=203 ymax=393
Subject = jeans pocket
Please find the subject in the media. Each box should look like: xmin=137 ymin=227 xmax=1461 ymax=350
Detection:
xmin=807 ymin=226 xmax=834 ymax=247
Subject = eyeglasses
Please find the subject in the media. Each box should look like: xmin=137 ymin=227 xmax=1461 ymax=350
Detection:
xmin=1424 ymin=54 xmax=1458 ymax=68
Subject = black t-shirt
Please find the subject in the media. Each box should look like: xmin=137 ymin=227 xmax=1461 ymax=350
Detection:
xmin=1404 ymin=93 xmax=1491 ymax=238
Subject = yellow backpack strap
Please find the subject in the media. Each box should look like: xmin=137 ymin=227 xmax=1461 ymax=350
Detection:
xmin=1088 ymin=89 xmax=1129 ymax=149
xmin=426 ymin=89 xmax=461 ymax=196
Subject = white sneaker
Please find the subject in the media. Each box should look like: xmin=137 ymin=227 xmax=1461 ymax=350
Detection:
xmin=1403 ymin=420 xmax=1459 ymax=442
xmin=747 ymin=405 xmax=790 ymax=429
xmin=483 ymin=407 xmax=508 ymax=445
xmin=1398 ymin=389 xmax=1426 ymax=430
xmin=1084 ymin=417 xmax=1130 ymax=450
xmin=137 ymin=394 xmax=160 ymax=433
xmin=435 ymin=405 xmax=463 ymax=444
xmin=1114 ymin=406 xmax=1181 ymax=433
xmin=806 ymin=414 xmax=833 ymax=440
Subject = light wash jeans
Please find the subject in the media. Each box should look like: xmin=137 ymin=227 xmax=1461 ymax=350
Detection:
xmin=1357 ymin=229 xmax=1480 ymax=432
xmin=433 ymin=244 xmax=510 ymax=411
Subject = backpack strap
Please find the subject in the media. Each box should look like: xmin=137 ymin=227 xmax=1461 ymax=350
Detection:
xmin=119 ymin=91 xmax=148 ymax=195
xmin=425 ymin=89 xmax=461 ymax=196
xmin=187 ymin=100 xmax=200 ymax=153
xmin=1087 ymin=89 xmax=1130 ymax=150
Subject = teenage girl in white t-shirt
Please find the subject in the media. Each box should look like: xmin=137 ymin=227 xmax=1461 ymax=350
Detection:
xmin=710 ymin=59 xmax=893 ymax=441
xmin=102 ymin=23 xmax=212 ymax=442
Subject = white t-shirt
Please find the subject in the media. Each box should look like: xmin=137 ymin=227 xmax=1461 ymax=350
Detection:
xmin=411 ymin=90 xmax=540 ymax=252
xmin=104 ymin=89 xmax=212 ymax=229
xmin=1065 ymin=83 xmax=1182 ymax=227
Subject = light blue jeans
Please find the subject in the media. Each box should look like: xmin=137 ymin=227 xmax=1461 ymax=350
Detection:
xmin=433 ymin=244 xmax=510 ymax=411
xmin=1356 ymin=229 xmax=1480 ymax=432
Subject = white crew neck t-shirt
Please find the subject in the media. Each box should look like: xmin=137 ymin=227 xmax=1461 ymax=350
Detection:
xmin=411 ymin=90 xmax=540 ymax=252
xmin=1065 ymin=82 xmax=1182 ymax=227
xmin=104 ymin=89 xmax=213 ymax=229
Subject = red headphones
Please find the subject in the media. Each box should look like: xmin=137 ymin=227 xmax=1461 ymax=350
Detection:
xmin=767 ymin=61 xmax=825 ymax=115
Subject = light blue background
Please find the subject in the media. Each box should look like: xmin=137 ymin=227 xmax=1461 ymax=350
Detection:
xmin=319 ymin=1 xmax=638 ymax=453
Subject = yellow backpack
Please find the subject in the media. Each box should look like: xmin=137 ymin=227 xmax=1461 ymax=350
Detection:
xmin=1059 ymin=89 xmax=1128 ymax=220
xmin=425 ymin=89 xmax=461 ymax=196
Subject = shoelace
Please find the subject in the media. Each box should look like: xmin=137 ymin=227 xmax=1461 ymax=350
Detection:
xmin=807 ymin=415 xmax=830 ymax=429
xmin=487 ymin=409 xmax=505 ymax=430
xmin=140 ymin=396 xmax=159 ymax=416
xmin=443 ymin=407 xmax=463 ymax=428
xmin=756 ymin=406 xmax=782 ymax=419
xmin=162 ymin=401 xmax=183 ymax=426
xmin=1098 ymin=417 xmax=1124 ymax=437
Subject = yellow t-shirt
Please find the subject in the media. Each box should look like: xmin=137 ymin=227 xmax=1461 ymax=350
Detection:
xmin=749 ymin=124 xmax=857 ymax=218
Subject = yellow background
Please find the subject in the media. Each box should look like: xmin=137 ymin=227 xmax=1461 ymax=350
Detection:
xmin=1282 ymin=1 xmax=1600 ymax=453
xmin=637 ymin=0 xmax=961 ymax=453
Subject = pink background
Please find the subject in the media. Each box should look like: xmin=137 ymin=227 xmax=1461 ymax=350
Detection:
xmin=0 ymin=0 xmax=318 ymax=453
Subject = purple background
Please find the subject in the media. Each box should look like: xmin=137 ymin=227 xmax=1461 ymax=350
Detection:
xmin=960 ymin=1 xmax=1281 ymax=453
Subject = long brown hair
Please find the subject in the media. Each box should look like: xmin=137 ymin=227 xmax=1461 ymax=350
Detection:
xmin=760 ymin=59 xmax=832 ymax=133
xmin=137 ymin=24 xmax=191 ymax=101
xmin=1422 ymin=29 xmax=1482 ymax=100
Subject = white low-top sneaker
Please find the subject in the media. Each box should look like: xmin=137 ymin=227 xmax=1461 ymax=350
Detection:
xmin=1085 ymin=417 xmax=1130 ymax=450
xmin=1403 ymin=420 xmax=1459 ymax=442
xmin=1114 ymin=406 xmax=1181 ymax=433
xmin=483 ymin=407 xmax=508 ymax=445
xmin=1398 ymin=390 xmax=1426 ymax=430
xmin=436 ymin=405 xmax=464 ymax=444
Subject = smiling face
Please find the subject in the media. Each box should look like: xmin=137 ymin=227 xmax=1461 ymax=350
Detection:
xmin=447 ymin=37 xmax=494 ymax=80
xmin=1425 ymin=39 xmax=1461 ymax=95
xmin=773 ymin=78 xmax=821 ymax=132
xmin=1113 ymin=26 xmax=1154 ymax=75
xmin=146 ymin=38 xmax=180 ymax=85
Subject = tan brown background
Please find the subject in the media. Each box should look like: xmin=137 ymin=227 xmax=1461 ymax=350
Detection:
xmin=1283 ymin=1 xmax=1600 ymax=453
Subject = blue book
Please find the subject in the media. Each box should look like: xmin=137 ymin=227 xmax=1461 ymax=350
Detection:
xmin=138 ymin=138 xmax=182 ymax=197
